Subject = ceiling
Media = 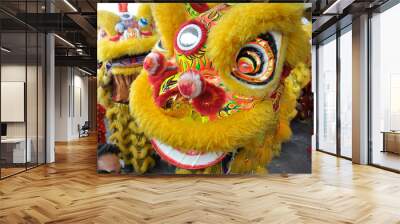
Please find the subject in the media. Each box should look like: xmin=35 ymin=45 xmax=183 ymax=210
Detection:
xmin=0 ymin=0 xmax=97 ymax=74
xmin=0 ymin=0 xmax=394 ymax=73
xmin=311 ymin=0 xmax=390 ymax=43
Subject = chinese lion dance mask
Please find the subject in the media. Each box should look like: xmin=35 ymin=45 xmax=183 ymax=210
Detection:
xmin=97 ymin=4 xmax=158 ymax=173
xmin=130 ymin=3 xmax=310 ymax=174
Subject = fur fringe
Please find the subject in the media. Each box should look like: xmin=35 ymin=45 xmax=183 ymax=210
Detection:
xmin=97 ymin=10 xmax=121 ymax=37
xmin=106 ymin=103 xmax=155 ymax=174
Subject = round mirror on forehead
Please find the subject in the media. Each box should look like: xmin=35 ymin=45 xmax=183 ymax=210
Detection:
xmin=177 ymin=24 xmax=201 ymax=50
xmin=175 ymin=21 xmax=207 ymax=55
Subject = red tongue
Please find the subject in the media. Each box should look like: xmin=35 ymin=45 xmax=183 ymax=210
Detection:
xmin=189 ymin=3 xmax=210 ymax=13
xmin=140 ymin=30 xmax=153 ymax=36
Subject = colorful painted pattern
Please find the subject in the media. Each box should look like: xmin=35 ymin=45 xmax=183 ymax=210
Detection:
xmin=168 ymin=4 xmax=260 ymax=120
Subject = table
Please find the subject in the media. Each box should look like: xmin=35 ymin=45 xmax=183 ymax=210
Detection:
xmin=382 ymin=131 xmax=400 ymax=154
xmin=1 ymin=138 xmax=31 ymax=163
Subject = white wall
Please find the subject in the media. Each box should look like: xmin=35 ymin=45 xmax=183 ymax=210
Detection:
xmin=1 ymin=65 xmax=25 ymax=139
xmin=73 ymin=73 xmax=89 ymax=137
xmin=1 ymin=64 xmax=46 ymax=164
xmin=55 ymin=66 xmax=69 ymax=141
xmin=1 ymin=65 xmax=37 ymax=138
xmin=54 ymin=67 xmax=89 ymax=141
xmin=1 ymin=65 xmax=27 ymax=141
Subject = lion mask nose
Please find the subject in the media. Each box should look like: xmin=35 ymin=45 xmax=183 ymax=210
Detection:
xmin=177 ymin=71 xmax=204 ymax=99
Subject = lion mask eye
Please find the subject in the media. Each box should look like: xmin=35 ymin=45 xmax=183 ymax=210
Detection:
xmin=232 ymin=32 xmax=282 ymax=86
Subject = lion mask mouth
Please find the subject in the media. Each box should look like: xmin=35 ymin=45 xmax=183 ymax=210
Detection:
xmin=108 ymin=52 xmax=150 ymax=103
xmin=151 ymin=138 xmax=226 ymax=170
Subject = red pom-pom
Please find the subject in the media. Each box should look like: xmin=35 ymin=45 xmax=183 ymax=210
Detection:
xmin=178 ymin=71 xmax=203 ymax=99
xmin=192 ymin=82 xmax=226 ymax=116
xmin=144 ymin=52 xmax=166 ymax=76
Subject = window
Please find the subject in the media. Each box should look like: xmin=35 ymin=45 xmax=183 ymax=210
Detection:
xmin=317 ymin=36 xmax=337 ymax=154
xmin=339 ymin=27 xmax=352 ymax=158
xmin=370 ymin=3 xmax=400 ymax=171
xmin=0 ymin=0 xmax=47 ymax=179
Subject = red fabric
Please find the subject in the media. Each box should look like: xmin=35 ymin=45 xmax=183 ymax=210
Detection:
xmin=192 ymin=82 xmax=226 ymax=116
xmin=118 ymin=3 xmax=128 ymax=13
xmin=189 ymin=3 xmax=210 ymax=14
xmin=296 ymin=82 xmax=313 ymax=120
xmin=148 ymin=61 xmax=179 ymax=103
xmin=281 ymin=65 xmax=292 ymax=79
xmin=97 ymin=104 xmax=106 ymax=144
xmin=155 ymin=88 xmax=179 ymax=108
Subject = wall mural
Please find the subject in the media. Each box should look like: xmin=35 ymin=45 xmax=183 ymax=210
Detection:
xmin=97 ymin=3 xmax=312 ymax=175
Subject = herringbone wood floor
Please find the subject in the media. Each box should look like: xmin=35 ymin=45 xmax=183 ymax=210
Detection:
xmin=0 ymin=135 xmax=399 ymax=224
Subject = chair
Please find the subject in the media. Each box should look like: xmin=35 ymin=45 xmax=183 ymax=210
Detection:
xmin=78 ymin=121 xmax=90 ymax=138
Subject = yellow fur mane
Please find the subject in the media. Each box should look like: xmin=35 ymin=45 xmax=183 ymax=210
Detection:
xmin=97 ymin=10 xmax=121 ymax=37
xmin=127 ymin=3 xmax=311 ymax=174
xmin=98 ymin=36 xmax=158 ymax=62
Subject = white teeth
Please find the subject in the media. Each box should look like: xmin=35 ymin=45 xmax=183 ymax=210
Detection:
xmin=192 ymin=154 xmax=201 ymax=167
xmin=151 ymin=139 xmax=226 ymax=170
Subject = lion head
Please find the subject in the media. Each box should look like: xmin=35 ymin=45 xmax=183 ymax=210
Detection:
xmin=130 ymin=3 xmax=310 ymax=174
